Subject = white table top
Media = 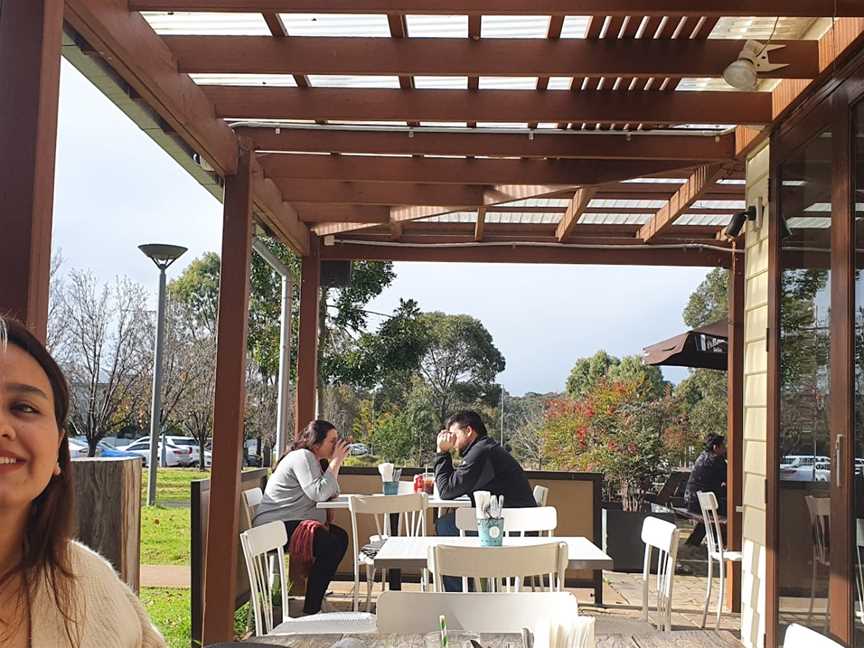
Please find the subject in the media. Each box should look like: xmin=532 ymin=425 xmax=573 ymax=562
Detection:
xmin=316 ymin=494 xmax=471 ymax=510
xmin=373 ymin=536 xmax=614 ymax=571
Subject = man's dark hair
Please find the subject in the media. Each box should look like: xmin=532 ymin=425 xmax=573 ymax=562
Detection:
xmin=446 ymin=410 xmax=488 ymax=437
xmin=705 ymin=433 xmax=725 ymax=451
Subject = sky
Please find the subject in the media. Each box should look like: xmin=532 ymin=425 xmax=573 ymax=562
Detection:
xmin=51 ymin=59 xmax=711 ymax=397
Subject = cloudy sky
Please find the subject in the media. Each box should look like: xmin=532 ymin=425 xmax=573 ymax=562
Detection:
xmin=52 ymin=60 xmax=710 ymax=396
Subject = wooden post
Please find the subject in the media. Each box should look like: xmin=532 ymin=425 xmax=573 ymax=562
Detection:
xmin=295 ymin=236 xmax=321 ymax=435
xmin=201 ymin=142 xmax=253 ymax=645
xmin=0 ymin=0 xmax=63 ymax=339
xmin=72 ymin=457 xmax=142 ymax=592
xmin=726 ymin=247 xmax=745 ymax=613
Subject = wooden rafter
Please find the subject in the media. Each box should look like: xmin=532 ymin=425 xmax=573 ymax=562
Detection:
xmin=241 ymin=128 xmax=736 ymax=161
xmin=250 ymin=152 xmax=310 ymax=254
xmin=167 ymin=36 xmax=818 ymax=79
xmin=294 ymin=204 xmax=389 ymax=223
xmin=203 ymin=86 xmax=773 ymax=125
xmin=555 ymin=187 xmax=596 ymax=241
xmin=128 ymin=1 xmax=864 ymax=18
xmin=260 ymin=155 xmax=693 ymax=185
xmin=474 ymin=207 xmax=486 ymax=242
xmin=637 ymin=163 xmax=729 ymax=242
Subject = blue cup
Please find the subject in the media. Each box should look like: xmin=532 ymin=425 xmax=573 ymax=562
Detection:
xmin=382 ymin=481 xmax=399 ymax=495
xmin=477 ymin=517 xmax=504 ymax=547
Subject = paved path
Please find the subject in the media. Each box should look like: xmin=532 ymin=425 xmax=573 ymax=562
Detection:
xmin=141 ymin=564 xmax=190 ymax=588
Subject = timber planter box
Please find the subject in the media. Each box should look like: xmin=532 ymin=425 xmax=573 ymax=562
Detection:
xmin=601 ymin=504 xmax=675 ymax=573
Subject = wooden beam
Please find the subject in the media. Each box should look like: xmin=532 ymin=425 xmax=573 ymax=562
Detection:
xmin=250 ymin=154 xmax=310 ymax=254
xmin=726 ymin=250 xmax=744 ymax=615
xmin=202 ymin=144 xmax=254 ymax=645
xmin=294 ymin=204 xmax=390 ymax=223
xmin=167 ymin=36 xmax=818 ymax=79
xmin=474 ymin=207 xmax=486 ymax=242
xmin=295 ymin=237 xmax=320 ymax=435
xmin=129 ymin=0 xmax=864 ymax=17
xmin=260 ymin=154 xmax=693 ymax=185
xmin=555 ymin=188 xmax=595 ymax=241
xmin=204 ymin=86 xmax=773 ymax=125
xmin=319 ymin=241 xmax=734 ymax=267
xmin=276 ymin=180 xmax=487 ymax=206
xmin=637 ymin=164 xmax=729 ymax=242
xmin=0 ymin=0 xmax=63 ymax=339
xmin=242 ymin=127 xmax=736 ymax=161
xmin=64 ymin=0 xmax=238 ymax=175
xmin=312 ymin=221 xmax=379 ymax=236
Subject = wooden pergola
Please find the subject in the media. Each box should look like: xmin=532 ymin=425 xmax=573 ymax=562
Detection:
xmin=4 ymin=2 xmax=864 ymax=644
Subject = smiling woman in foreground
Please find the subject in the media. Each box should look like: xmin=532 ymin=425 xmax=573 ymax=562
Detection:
xmin=0 ymin=317 xmax=165 ymax=648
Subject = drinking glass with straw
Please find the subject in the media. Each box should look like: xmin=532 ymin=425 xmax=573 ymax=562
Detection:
xmin=439 ymin=614 xmax=448 ymax=648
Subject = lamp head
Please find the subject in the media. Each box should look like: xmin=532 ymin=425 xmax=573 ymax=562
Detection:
xmin=723 ymin=205 xmax=758 ymax=239
xmin=139 ymin=243 xmax=188 ymax=270
xmin=723 ymin=40 xmax=765 ymax=91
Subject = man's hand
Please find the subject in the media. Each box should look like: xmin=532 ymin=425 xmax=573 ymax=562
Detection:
xmin=436 ymin=430 xmax=455 ymax=453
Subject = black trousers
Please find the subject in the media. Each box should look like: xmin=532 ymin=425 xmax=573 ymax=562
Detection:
xmin=283 ymin=520 xmax=349 ymax=614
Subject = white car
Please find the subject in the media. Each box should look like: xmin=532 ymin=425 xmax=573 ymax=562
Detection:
xmin=348 ymin=442 xmax=369 ymax=456
xmin=165 ymin=436 xmax=204 ymax=467
xmin=780 ymin=455 xmax=830 ymax=481
xmin=120 ymin=438 xmax=193 ymax=467
xmin=67 ymin=437 xmax=90 ymax=458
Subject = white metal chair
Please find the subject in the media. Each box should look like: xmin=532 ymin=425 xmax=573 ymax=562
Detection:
xmin=347 ymin=493 xmax=428 ymax=611
xmin=242 ymin=487 xmax=264 ymax=528
xmin=783 ymin=623 xmax=844 ymax=647
xmin=376 ymin=591 xmax=578 ymax=634
xmin=804 ymin=495 xmax=831 ymax=630
xmin=454 ymin=506 xmax=557 ymax=537
xmin=533 ymin=485 xmax=550 ymax=507
xmin=640 ymin=516 xmax=679 ymax=633
xmin=239 ymin=521 xmax=376 ymax=636
xmin=696 ymin=490 xmax=743 ymax=629
xmin=427 ymin=542 xmax=568 ymax=593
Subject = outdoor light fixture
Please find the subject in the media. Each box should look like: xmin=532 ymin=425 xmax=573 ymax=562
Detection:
xmin=722 ymin=40 xmax=789 ymax=91
xmin=723 ymin=205 xmax=758 ymax=239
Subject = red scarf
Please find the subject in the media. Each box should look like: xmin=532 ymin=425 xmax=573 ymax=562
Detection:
xmin=289 ymin=519 xmax=327 ymax=580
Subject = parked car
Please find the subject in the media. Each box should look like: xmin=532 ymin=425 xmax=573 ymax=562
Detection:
xmin=780 ymin=455 xmax=830 ymax=481
xmin=120 ymin=437 xmax=194 ymax=467
xmin=165 ymin=436 xmax=204 ymax=467
xmin=67 ymin=437 xmax=90 ymax=458
xmin=814 ymin=460 xmax=831 ymax=482
xmin=96 ymin=440 xmax=142 ymax=460
xmin=348 ymin=442 xmax=370 ymax=456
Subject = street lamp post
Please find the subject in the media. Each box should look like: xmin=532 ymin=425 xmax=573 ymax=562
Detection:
xmin=140 ymin=243 xmax=187 ymax=506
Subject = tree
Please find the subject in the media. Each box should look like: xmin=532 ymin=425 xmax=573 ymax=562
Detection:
xmin=504 ymin=392 xmax=552 ymax=470
xmin=59 ymin=271 xmax=150 ymax=455
xmin=683 ymin=267 xmax=728 ymax=328
xmin=172 ymin=334 xmax=217 ymax=469
xmin=417 ymin=313 xmax=506 ymax=422
xmin=565 ymin=351 xmax=666 ymax=400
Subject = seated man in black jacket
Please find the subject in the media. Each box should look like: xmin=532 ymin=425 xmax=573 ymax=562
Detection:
xmin=684 ymin=433 xmax=727 ymax=546
xmin=434 ymin=410 xmax=536 ymax=590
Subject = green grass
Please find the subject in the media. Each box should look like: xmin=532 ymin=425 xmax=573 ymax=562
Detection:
xmin=141 ymin=588 xmax=250 ymax=648
xmin=141 ymin=506 xmax=190 ymax=565
xmin=141 ymin=468 xmax=211 ymax=504
xmin=344 ymin=454 xmax=380 ymax=467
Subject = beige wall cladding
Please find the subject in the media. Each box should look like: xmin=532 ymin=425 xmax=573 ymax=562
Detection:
xmin=741 ymin=141 xmax=769 ymax=648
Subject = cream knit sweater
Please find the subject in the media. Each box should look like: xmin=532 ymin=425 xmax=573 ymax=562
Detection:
xmin=30 ymin=541 xmax=166 ymax=648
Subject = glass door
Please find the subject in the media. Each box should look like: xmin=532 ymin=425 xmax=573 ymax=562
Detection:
xmin=852 ymin=97 xmax=864 ymax=645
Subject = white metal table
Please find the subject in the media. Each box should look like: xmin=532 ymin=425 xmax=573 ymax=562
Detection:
xmin=316 ymin=494 xmax=471 ymax=509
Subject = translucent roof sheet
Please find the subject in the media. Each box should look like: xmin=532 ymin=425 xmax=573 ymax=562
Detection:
xmin=676 ymin=213 xmax=732 ymax=226
xmin=787 ymin=216 xmax=831 ymax=229
xmin=709 ymin=17 xmax=817 ymax=41
xmin=475 ymin=122 xmax=530 ymax=128
xmin=717 ymin=179 xmax=747 ymax=185
xmin=414 ymin=76 xmax=469 ymax=90
xmin=140 ymin=11 xmax=270 ymax=35
xmin=498 ymin=197 xmax=570 ymax=208
xmin=693 ymin=199 xmax=747 ymax=209
xmin=279 ymin=14 xmax=390 ymax=37
xmin=622 ymin=178 xmax=686 ymax=184
xmin=579 ymin=213 xmax=650 ymax=225
xmin=677 ymin=78 xmax=737 ymax=92
xmin=535 ymin=122 xmax=560 ymax=129
xmin=479 ymin=77 xmax=539 ymax=90
xmin=560 ymin=16 xmax=592 ymax=39
xmin=547 ymin=77 xmax=573 ymax=90
xmin=420 ymin=212 xmax=477 ymax=223
xmin=406 ymin=15 xmax=468 ymax=38
xmin=308 ymin=75 xmax=400 ymax=88
xmin=487 ymin=212 xmax=560 ymax=224
xmin=190 ymin=74 xmax=297 ymax=87
xmin=590 ymin=198 xmax=667 ymax=209
xmin=418 ymin=122 xmax=467 ymax=128
xmin=328 ymin=120 xmax=407 ymax=126
xmin=481 ymin=16 xmax=551 ymax=38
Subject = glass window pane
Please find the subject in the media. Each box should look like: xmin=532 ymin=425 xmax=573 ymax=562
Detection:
xmin=853 ymin=100 xmax=864 ymax=645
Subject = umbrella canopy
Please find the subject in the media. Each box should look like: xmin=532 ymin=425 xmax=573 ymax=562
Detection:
xmin=642 ymin=321 xmax=728 ymax=370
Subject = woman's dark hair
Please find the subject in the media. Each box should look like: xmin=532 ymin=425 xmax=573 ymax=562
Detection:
xmin=705 ymin=433 xmax=725 ymax=451
xmin=278 ymin=419 xmax=337 ymax=471
xmin=0 ymin=317 xmax=77 ymax=644
xmin=445 ymin=410 xmax=488 ymax=437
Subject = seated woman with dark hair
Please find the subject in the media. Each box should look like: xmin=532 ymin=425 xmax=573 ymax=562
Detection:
xmin=253 ymin=419 xmax=351 ymax=615
xmin=0 ymin=317 xmax=165 ymax=648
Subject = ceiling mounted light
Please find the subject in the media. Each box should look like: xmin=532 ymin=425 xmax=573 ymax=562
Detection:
xmin=722 ymin=40 xmax=789 ymax=91
xmin=723 ymin=205 xmax=757 ymax=239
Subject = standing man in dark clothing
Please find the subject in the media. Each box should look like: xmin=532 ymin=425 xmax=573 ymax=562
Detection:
xmin=684 ymin=433 xmax=727 ymax=545
xmin=434 ymin=410 xmax=536 ymax=590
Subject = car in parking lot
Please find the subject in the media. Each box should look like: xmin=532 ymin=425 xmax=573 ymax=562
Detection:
xmin=120 ymin=437 xmax=194 ymax=467
xmin=348 ymin=442 xmax=370 ymax=456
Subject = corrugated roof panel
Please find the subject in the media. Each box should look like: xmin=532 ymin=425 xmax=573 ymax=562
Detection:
xmin=481 ymin=16 xmax=551 ymax=38
xmin=485 ymin=212 xmax=559 ymax=224
xmin=677 ymin=78 xmax=737 ymax=92
xmin=418 ymin=212 xmax=477 ymax=223
xmin=308 ymin=75 xmax=401 ymax=88
xmin=140 ymin=11 xmax=270 ymax=35
xmin=693 ymin=199 xmax=747 ymax=209
xmin=418 ymin=122 xmax=468 ymax=127
xmin=479 ymin=76 xmax=539 ymax=90
xmin=579 ymin=212 xmax=651 ymax=225
xmin=676 ymin=213 xmax=732 ymax=226
xmin=406 ymin=15 xmax=469 ymax=38
xmin=590 ymin=198 xmax=667 ymax=209
xmin=190 ymin=74 xmax=297 ymax=87
xmin=279 ymin=14 xmax=390 ymax=37
xmin=787 ymin=216 xmax=831 ymax=229
xmin=547 ymin=77 xmax=573 ymax=90
xmin=560 ymin=16 xmax=592 ymax=39
xmin=499 ymin=197 xmax=571 ymax=208
xmin=622 ymin=178 xmax=686 ymax=184
xmin=709 ymin=16 xmax=817 ymax=40
xmin=535 ymin=122 xmax=560 ymax=129
xmin=414 ymin=76 xmax=469 ymax=89
xmin=475 ymin=122 xmax=530 ymax=128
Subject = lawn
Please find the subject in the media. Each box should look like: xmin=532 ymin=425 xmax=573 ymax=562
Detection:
xmin=141 ymin=588 xmax=249 ymax=648
xmin=141 ymin=468 xmax=211 ymax=504
xmin=141 ymin=506 xmax=190 ymax=565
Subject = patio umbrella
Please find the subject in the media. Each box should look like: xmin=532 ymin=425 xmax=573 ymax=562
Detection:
xmin=642 ymin=321 xmax=728 ymax=371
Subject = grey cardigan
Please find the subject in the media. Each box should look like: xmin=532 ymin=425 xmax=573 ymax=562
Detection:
xmin=253 ymin=449 xmax=340 ymax=526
